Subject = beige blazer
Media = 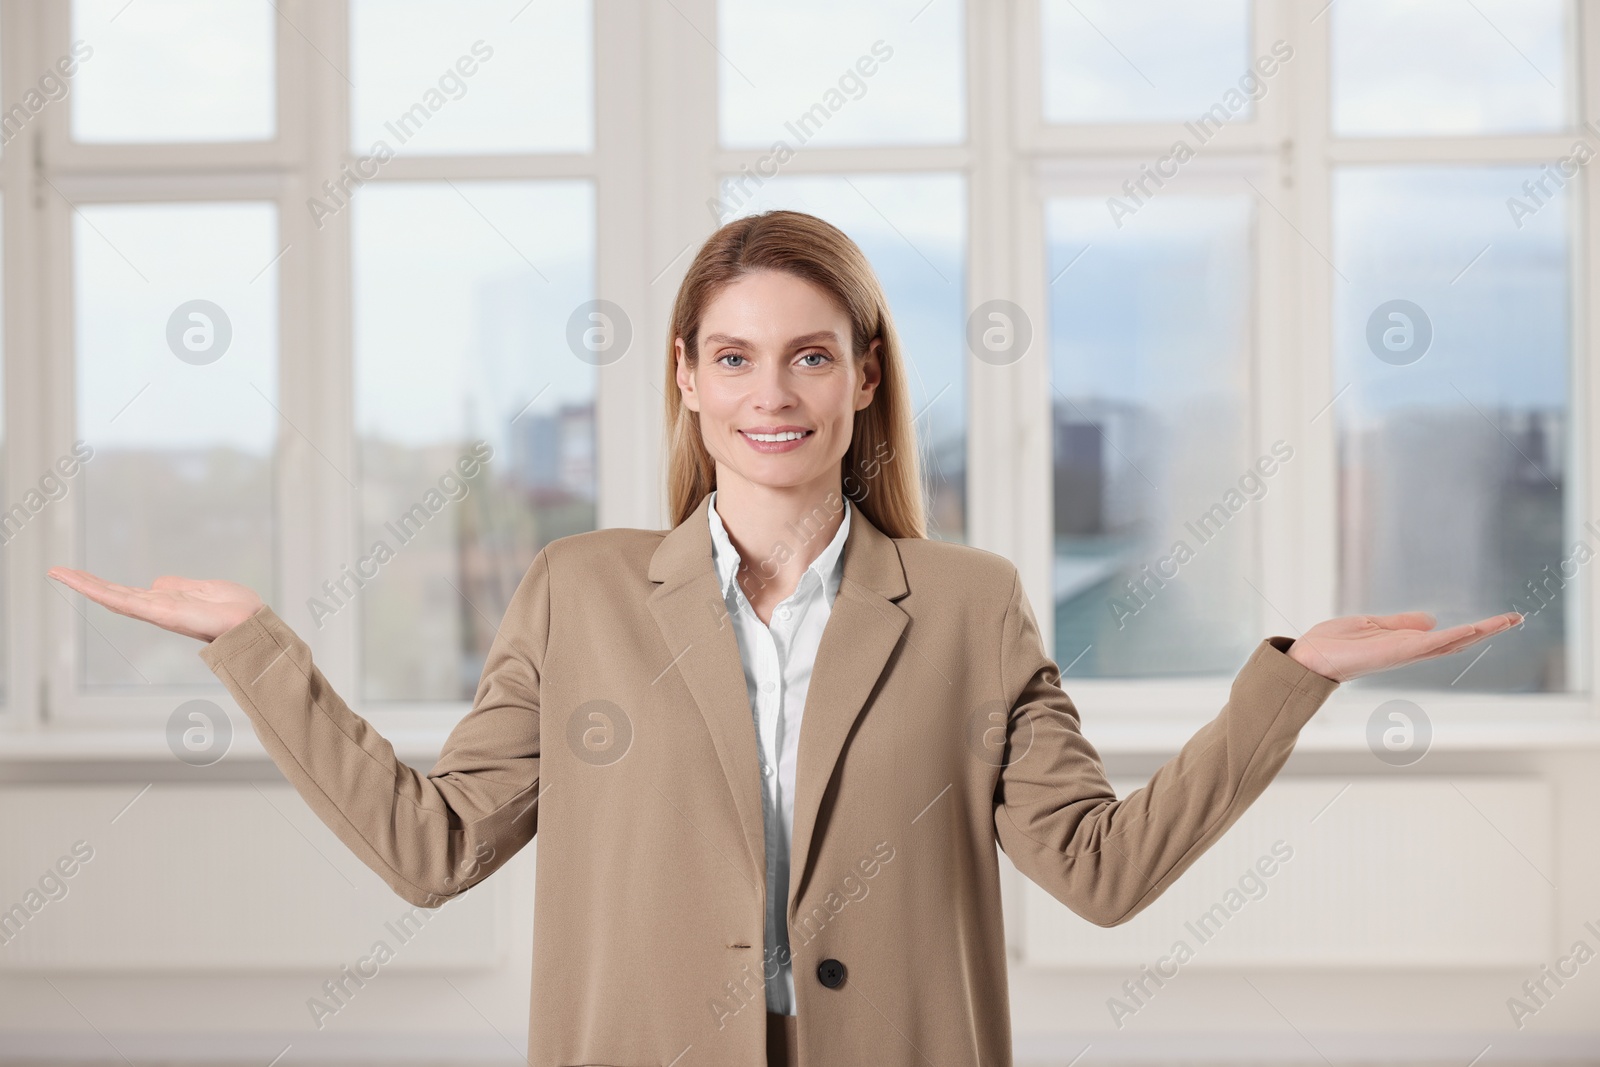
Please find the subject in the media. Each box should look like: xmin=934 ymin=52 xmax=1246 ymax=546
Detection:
xmin=199 ymin=490 xmax=1340 ymax=1067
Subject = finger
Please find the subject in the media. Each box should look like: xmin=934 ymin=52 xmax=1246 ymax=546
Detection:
xmin=1366 ymin=610 xmax=1438 ymax=632
xmin=46 ymin=569 xmax=99 ymax=596
xmin=1421 ymin=614 xmax=1521 ymax=657
xmin=99 ymin=577 xmax=148 ymax=596
xmin=46 ymin=566 xmax=93 ymax=583
xmin=1404 ymin=621 xmax=1480 ymax=657
xmin=48 ymin=568 xmax=115 ymax=595
xmin=1421 ymin=621 xmax=1513 ymax=660
xmin=48 ymin=570 xmax=153 ymax=615
xmin=50 ymin=568 xmax=146 ymax=598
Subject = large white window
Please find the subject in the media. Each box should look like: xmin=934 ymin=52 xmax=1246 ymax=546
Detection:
xmin=0 ymin=0 xmax=1590 ymax=745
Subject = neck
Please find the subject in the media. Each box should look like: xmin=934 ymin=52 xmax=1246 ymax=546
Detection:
xmin=711 ymin=474 xmax=848 ymax=603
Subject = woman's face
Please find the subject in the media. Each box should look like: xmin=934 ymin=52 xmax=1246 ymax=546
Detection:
xmin=676 ymin=269 xmax=881 ymax=497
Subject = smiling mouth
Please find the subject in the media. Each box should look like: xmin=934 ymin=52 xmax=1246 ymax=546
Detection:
xmin=740 ymin=430 xmax=814 ymax=442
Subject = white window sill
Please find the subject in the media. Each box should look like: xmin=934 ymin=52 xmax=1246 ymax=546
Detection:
xmin=3 ymin=713 xmax=1600 ymax=765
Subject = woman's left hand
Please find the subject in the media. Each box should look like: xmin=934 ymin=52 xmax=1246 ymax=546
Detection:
xmin=1286 ymin=610 xmax=1523 ymax=683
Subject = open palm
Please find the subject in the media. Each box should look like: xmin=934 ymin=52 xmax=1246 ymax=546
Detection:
xmin=45 ymin=567 xmax=262 ymax=644
xmin=1286 ymin=610 xmax=1523 ymax=683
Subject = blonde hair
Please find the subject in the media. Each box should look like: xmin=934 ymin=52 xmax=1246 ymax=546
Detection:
xmin=662 ymin=210 xmax=926 ymax=539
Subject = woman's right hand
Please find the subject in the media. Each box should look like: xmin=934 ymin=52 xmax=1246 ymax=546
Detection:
xmin=45 ymin=567 xmax=264 ymax=644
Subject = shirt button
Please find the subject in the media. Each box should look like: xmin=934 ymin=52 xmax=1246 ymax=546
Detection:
xmin=761 ymin=680 xmax=775 ymax=693
xmin=777 ymin=606 xmax=792 ymax=620
xmin=762 ymin=763 xmax=772 ymax=776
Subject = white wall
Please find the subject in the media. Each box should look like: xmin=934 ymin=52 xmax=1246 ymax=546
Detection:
xmin=2 ymin=739 xmax=1596 ymax=1063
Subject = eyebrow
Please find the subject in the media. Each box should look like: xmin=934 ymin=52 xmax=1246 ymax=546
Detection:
xmin=702 ymin=330 xmax=840 ymax=349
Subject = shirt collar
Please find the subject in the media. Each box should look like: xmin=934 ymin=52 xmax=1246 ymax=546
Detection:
xmin=707 ymin=488 xmax=852 ymax=609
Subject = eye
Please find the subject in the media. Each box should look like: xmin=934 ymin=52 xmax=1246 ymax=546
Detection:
xmin=715 ymin=352 xmax=748 ymax=368
xmin=797 ymin=349 xmax=832 ymax=367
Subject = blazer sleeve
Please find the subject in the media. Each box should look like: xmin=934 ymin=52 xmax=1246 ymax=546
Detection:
xmin=197 ymin=547 xmax=551 ymax=909
xmin=992 ymin=566 xmax=1340 ymax=928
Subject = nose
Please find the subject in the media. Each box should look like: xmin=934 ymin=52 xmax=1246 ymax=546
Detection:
xmin=749 ymin=359 xmax=799 ymax=411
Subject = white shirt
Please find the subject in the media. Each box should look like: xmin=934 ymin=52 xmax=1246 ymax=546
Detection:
xmin=706 ymin=488 xmax=851 ymax=1017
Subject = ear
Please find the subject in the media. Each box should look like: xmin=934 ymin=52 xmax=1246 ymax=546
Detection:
xmin=674 ymin=337 xmax=700 ymax=412
xmin=855 ymin=337 xmax=883 ymax=411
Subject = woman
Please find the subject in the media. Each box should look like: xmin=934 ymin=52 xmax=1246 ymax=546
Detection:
xmin=48 ymin=210 xmax=1517 ymax=1067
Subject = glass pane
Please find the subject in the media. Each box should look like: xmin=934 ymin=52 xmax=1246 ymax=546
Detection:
xmin=74 ymin=203 xmax=279 ymax=686
xmin=718 ymin=0 xmax=963 ymax=148
xmin=1041 ymin=0 xmax=1255 ymax=124
xmin=352 ymin=181 xmax=596 ymax=702
xmin=71 ymin=0 xmax=274 ymax=143
xmin=717 ymin=175 xmax=967 ymax=541
xmin=350 ymin=0 xmax=592 ymax=155
xmin=1334 ymin=167 xmax=1569 ymax=692
xmin=1331 ymin=0 xmax=1568 ymax=136
xmin=1047 ymin=195 xmax=1257 ymax=677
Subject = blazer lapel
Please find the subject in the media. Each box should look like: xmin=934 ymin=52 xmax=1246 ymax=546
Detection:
xmin=646 ymin=490 xmax=911 ymax=914
xmin=647 ymin=492 xmax=770 ymax=886
xmin=787 ymin=500 xmax=908 ymax=914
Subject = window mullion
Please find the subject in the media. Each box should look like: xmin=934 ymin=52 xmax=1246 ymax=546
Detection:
xmin=4 ymin=0 xmax=52 ymax=727
xmin=1573 ymin=0 xmax=1597 ymax=698
xmin=1281 ymin=0 xmax=1339 ymax=641
xmin=594 ymin=0 xmax=657 ymax=531
xmin=630 ymin=0 xmax=718 ymax=530
xmin=277 ymin=0 xmax=353 ymax=699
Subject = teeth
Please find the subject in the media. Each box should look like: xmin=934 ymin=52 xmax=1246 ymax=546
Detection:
xmin=744 ymin=430 xmax=809 ymax=442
